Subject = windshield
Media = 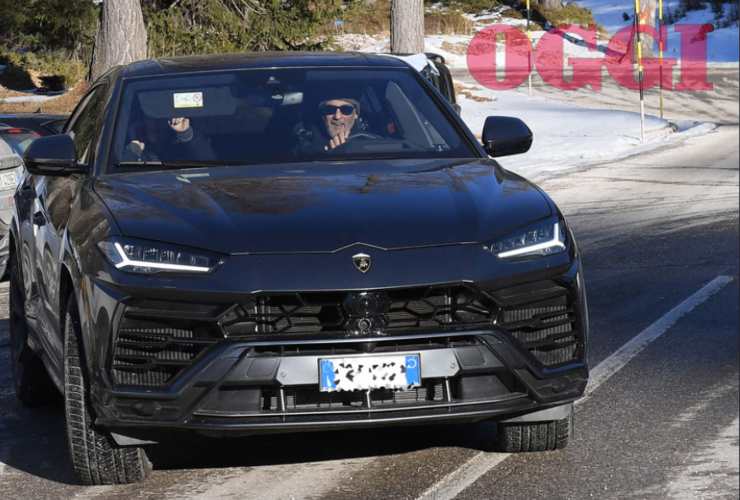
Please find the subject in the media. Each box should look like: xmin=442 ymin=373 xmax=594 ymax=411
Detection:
xmin=111 ymin=68 xmax=475 ymax=170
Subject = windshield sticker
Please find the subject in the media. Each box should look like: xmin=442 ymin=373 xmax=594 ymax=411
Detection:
xmin=173 ymin=91 xmax=204 ymax=109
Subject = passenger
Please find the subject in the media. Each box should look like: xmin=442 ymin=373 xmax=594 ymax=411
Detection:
xmin=123 ymin=116 xmax=213 ymax=162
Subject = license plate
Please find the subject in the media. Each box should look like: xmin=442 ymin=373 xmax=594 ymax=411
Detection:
xmin=0 ymin=171 xmax=15 ymax=190
xmin=319 ymin=354 xmax=421 ymax=392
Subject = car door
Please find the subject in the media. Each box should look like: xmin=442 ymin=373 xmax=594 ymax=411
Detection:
xmin=18 ymin=85 xmax=107 ymax=367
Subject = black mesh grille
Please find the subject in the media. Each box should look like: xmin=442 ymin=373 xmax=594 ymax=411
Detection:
xmin=112 ymin=321 xmax=219 ymax=387
xmin=495 ymin=284 xmax=582 ymax=367
xmin=221 ymin=284 xmax=496 ymax=337
xmin=111 ymin=281 xmax=584 ymax=388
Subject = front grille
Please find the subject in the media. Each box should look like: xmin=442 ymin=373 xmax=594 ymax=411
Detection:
xmin=494 ymin=282 xmax=583 ymax=368
xmin=111 ymin=281 xmax=584 ymax=388
xmin=221 ymin=284 xmax=496 ymax=337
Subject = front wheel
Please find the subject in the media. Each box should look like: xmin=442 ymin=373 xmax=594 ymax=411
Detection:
xmin=495 ymin=416 xmax=571 ymax=452
xmin=63 ymin=294 xmax=151 ymax=484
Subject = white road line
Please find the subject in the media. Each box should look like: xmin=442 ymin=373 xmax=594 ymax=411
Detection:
xmin=416 ymin=275 xmax=734 ymax=500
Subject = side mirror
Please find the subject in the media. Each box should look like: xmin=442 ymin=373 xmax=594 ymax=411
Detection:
xmin=23 ymin=134 xmax=85 ymax=176
xmin=481 ymin=116 xmax=533 ymax=158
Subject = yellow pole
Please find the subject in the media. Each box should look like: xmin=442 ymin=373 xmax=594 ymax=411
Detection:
xmin=658 ymin=0 xmax=664 ymax=119
xmin=635 ymin=0 xmax=645 ymax=143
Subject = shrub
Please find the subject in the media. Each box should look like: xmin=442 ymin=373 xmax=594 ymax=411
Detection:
xmin=0 ymin=0 xmax=98 ymax=60
xmin=0 ymin=47 xmax=85 ymax=90
xmin=428 ymin=0 xmax=504 ymax=14
xmin=342 ymin=0 xmax=392 ymax=34
xmin=541 ymin=3 xmax=598 ymax=28
xmin=343 ymin=0 xmax=476 ymax=35
xmin=499 ymin=1 xmax=599 ymax=30
xmin=501 ymin=7 xmax=523 ymax=19
xmin=145 ymin=0 xmax=343 ymax=57
xmin=425 ymin=9 xmax=474 ymax=34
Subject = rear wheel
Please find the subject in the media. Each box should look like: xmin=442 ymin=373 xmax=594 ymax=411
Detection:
xmin=495 ymin=416 xmax=571 ymax=452
xmin=63 ymin=294 xmax=151 ymax=484
xmin=8 ymin=249 xmax=56 ymax=406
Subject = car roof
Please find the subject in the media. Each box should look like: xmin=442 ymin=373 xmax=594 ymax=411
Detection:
xmin=120 ymin=52 xmax=410 ymax=79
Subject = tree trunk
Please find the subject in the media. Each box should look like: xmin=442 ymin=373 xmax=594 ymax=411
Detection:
xmin=390 ymin=0 xmax=424 ymax=54
xmin=90 ymin=0 xmax=147 ymax=81
xmin=539 ymin=0 xmax=562 ymax=10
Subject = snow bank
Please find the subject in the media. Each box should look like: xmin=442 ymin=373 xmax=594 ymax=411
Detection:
xmin=456 ymin=82 xmax=714 ymax=180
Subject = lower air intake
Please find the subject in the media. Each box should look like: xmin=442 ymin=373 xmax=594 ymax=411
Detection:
xmin=112 ymin=324 xmax=217 ymax=387
xmin=495 ymin=282 xmax=583 ymax=368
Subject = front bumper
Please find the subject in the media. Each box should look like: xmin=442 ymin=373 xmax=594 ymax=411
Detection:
xmin=94 ymin=330 xmax=587 ymax=441
xmin=86 ymin=258 xmax=589 ymax=441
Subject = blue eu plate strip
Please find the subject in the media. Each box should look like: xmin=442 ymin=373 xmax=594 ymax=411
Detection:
xmin=405 ymin=355 xmax=421 ymax=385
xmin=320 ymin=359 xmax=336 ymax=390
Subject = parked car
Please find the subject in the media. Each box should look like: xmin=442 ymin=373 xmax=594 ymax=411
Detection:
xmin=0 ymin=139 xmax=23 ymax=278
xmin=0 ymin=114 xmax=67 ymax=278
xmin=383 ymin=52 xmax=459 ymax=113
xmin=10 ymin=53 xmax=589 ymax=485
xmin=0 ymin=113 xmax=68 ymax=138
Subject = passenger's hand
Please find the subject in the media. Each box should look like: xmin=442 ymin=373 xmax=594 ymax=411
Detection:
xmin=127 ymin=140 xmax=145 ymax=157
xmin=169 ymin=117 xmax=190 ymax=133
xmin=326 ymin=129 xmax=349 ymax=150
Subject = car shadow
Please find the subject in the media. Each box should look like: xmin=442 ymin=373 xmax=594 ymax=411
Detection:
xmin=1 ymin=395 xmax=498 ymax=484
xmin=1 ymin=318 xmax=496 ymax=484
xmin=144 ymin=421 xmax=498 ymax=472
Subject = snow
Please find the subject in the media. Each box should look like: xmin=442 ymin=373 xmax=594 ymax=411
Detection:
xmin=0 ymin=95 xmax=58 ymax=104
xmin=453 ymin=82 xmax=714 ymax=180
xmin=573 ymin=0 xmax=739 ymax=62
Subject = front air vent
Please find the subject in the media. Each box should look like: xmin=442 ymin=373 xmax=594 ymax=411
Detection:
xmin=112 ymin=313 xmax=220 ymax=387
xmin=494 ymin=281 xmax=583 ymax=368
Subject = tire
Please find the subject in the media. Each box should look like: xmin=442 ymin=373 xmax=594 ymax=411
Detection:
xmin=495 ymin=415 xmax=571 ymax=452
xmin=63 ymin=295 xmax=151 ymax=485
xmin=8 ymin=250 xmax=56 ymax=406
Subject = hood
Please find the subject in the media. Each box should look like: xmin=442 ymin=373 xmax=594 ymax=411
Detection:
xmin=94 ymin=159 xmax=553 ymax=254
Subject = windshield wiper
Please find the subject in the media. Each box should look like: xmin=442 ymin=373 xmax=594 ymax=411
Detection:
xmin=115 ymin=160 xmax=236 ymax=169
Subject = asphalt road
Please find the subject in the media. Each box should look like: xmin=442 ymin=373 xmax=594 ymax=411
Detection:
xmin=0 ymin=128 xmax=737 ymax=497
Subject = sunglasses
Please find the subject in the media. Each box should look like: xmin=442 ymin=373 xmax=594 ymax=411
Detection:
xmin=320 ymin=104 xmax=356 ymax=116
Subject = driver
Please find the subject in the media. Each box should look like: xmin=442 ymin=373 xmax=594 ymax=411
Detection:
xmin=294 ymin=96 xmax=367 ymax=154
xmin=318 ymin=98 xmax=361 ymax=150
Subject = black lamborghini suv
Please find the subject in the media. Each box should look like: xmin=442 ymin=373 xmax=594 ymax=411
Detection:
xmin=10 ymin=53 xmax=589 ymax=484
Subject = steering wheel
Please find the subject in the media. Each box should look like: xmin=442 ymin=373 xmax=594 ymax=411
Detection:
xmin=346 ymin=132 xmax=383 ymax=141
xmin=325 ymin=132 xmax=383 ymax=153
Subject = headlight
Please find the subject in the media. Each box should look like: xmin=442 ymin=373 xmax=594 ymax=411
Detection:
xmin=98 ymin=238 xmax=222 ymax=274
xmin=488 ymin=220 xmax=566 ymax=259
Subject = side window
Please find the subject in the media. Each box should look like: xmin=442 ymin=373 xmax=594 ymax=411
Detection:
xmin=67 ymin=87 xmax=108 ymax=165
